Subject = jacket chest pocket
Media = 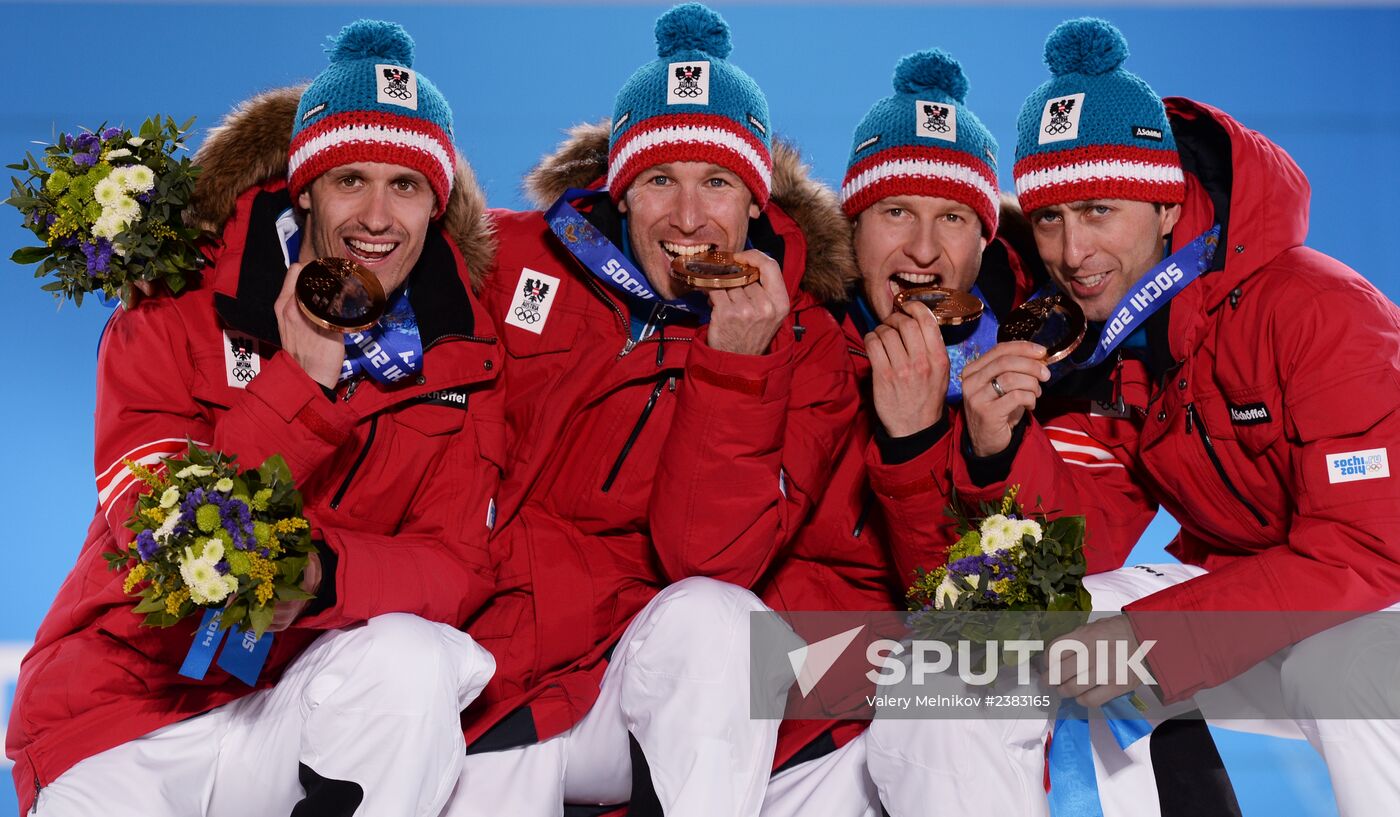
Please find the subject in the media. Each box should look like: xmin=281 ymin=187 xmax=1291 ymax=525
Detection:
xmin=1198 ymin=385 xmax=1284 ymax=456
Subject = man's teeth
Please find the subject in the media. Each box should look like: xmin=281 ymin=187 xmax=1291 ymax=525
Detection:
xmin=897 ymin=272 xmax=939 ymax=285
xmin=661 ymin=242 xmax=714 ymax=258
xmin=1077 ymin=272 xmax=1107 ymax=287
xmin=348 ymin=239 xmax=396 ymax=256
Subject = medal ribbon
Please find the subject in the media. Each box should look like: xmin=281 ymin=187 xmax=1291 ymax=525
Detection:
xmin=1047 ymin=695 xmax=1153 ymax=816
xmin=1051 ymin=226 xmax=1220 ymax=374
xmin=545 ymin=189 xmax=710 ymax=317
xmin=945 ymin=285 xmax=1000 ymax=403
xmin=338 ymin=286 xmax=424 ymax=385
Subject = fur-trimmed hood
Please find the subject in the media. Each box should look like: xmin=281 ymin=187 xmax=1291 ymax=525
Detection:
xmin=523 ymin=121 xmax=857 ymax=305
xmin=186 ymin=85 xmax=495 ymax=290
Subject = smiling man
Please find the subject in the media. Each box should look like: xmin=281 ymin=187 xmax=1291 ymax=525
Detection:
xmin=445 ymin=5 xmax=857 ymax=816
xmin=925 ymin=18 xmax=1400 ymax=816
xmin=8 ymin=20 xmax=504 ymax=817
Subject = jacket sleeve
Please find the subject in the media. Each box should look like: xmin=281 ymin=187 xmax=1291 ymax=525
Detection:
xmin=1127 ymin=283 xmax=1400 ymax=702
xmin=93 ymin=295 xmax=500 ymax=630
xmin=93 ymin=298 xmax=357 ymax=543
xmin=649 ymin=305 xmax=859 ymax=587
xmin=950 ymin=407 xmax=1158 ymax=576
xmin=865 ymin=420 xmax=960 ymax=594
xmin=303 ymin=398 xmax=502 ymax=630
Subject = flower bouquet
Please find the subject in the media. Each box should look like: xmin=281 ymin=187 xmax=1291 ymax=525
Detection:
xmin=908 ymin=485 xmax=1090 ymax=616
xmin=7 ymin=115 xmax=204 ymax=308
xmin=105 ymin=443 xmax=316 ymax=641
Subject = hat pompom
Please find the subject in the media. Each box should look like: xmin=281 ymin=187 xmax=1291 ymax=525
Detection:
xmin=1044 ymin=18 xmax=1128 ymax=77
xmin=327 ymin=19 xmax=415 ymax=66
xmin=892 ymin=49 xmax=968 ymax=104
xmin=655 ymin=3 xmax=732 ymax=59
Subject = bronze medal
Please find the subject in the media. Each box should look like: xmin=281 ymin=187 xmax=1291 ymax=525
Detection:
xmin=295 ymin=258 xmax=387 ymax=333
xmin=997 ymin=292 xmax=1087 ymax=364
xmin=670 ymin=250 xmax=760 ymax=289
xmin=892 ymin=286 xmax=984 ymax=326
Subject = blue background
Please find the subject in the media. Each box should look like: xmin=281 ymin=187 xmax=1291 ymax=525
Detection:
xmin=4 ymin=3 xmax=1398 ymax=814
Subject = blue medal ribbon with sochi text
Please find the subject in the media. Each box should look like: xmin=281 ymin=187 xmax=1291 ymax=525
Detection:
xmin=946 ymin=286 xmax=1000 ymax=403
xmin=339 ymin=286 xmax=424 ymax=385
xmin=1049 ymin=225 xmax=1220 ymax=378
xmin=545 ymin=189 xmax=711 ymax=318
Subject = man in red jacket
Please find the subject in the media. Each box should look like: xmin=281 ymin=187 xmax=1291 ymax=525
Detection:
xmin=444 ymin=5 xmax=856 ymax=817
xmin=891 ymin=18 xmax=1400 ymax=817
xmin=6 ymin=20 xmax=504 ymax=817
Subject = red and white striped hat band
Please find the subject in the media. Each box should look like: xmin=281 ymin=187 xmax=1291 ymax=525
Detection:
xmin=1013 ymin=144 xmax=1184 ymax=215
xmin=288 ymin=111 xmax=456 ymax=217
xmin=840 ymin=145 xmax=1000 ymax=237
xmin=607 ymin=114 xmax=772 ymax=207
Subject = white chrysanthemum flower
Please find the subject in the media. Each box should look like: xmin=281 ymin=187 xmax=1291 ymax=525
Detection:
xmin=979 ymin=514 xmax=1016 ymax=554
xmin=935 ymin=576 xmax=961 ymax=610
xmin=109 ymin=195 xmax=141 ymax=224
xmin=154 ymin=509 xmax=182 ymax=542
xmin=201 ymin=539 xmax=225 ymax=562
xmin=180 ymin=549 xmax=217 ymax=589
xmin=1014 ymin=519 xmax=1043 ymax=545
xmin=94 ymin=177 xmax=124 ymax=207
xmin=191 ymin=575 xmax=234 ymax=605
xmin=176 ymin=464 xmax=214 ymax=479
xmin=92 ymin=211 xmax=124 ymax=240
xmin=125 ymin=164 xmax=155 ymax=192
xmin=214 ymin=477 xmax=234 ymax=493
xmin=127 ymin=136 xmax=145 ymax=147
xmin=159 ymin=486 xmax=180 ymax=508
xmin=105 ymin=148 xmax=132 ymax=160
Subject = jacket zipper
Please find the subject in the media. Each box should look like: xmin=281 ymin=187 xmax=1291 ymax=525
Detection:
xmin=330 ymin=415 xmax=378 ymax=509
xmin=1184 ymin=403 xmax=1268 ymax=528
xmin=31 ymin=773 xmax=39 ymax=813
xmin=602 ymin=377 xmax=670 ymax=492
xmin=852 ymin=491 xmax=874 ymax=538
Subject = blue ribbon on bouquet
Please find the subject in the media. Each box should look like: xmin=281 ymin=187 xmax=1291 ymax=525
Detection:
xmin=178 ymin=607 xmax=275 ymax=686
xmin=1047 ymin=694 xmax=1153 ymax=817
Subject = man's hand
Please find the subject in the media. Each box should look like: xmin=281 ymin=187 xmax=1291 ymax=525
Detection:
xmin=1046 ymin=614 xmax=1148 ymax=707
xmin=274 ymin=261 xmax=346 ymax=389
xmin=268 ymin=552 xmax=322 ymax=632
xmin=960 ymin=341 xmax=1050 ymax=457
xmin=703 ymin=249 xmax=790 ymax=355
xmin=865 ymin=301 xmax=950 ymax=437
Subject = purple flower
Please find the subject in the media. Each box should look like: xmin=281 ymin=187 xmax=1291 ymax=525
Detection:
xmin=215 ymin=560 xmax=231 ymax=575
xmin=136 ymin=190 xmax=154 ymax=204
xmin=135 ymin=530 xmax=158 ymax=562
xmin=101 ymin=127 xmax=122 ymax=141
xmin=80 ymin=238 xmax=114 ymax=277
xmin=72 ymin=133 xmax=98 ymax=152
xmin=73 ymin=152 xmax=97 ymax=167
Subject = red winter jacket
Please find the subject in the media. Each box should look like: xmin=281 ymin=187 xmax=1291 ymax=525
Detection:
xmin=459 ymin=129 xmax=858 ymax=752
xmin=954 ymin=98 xmax=1400 ymax=702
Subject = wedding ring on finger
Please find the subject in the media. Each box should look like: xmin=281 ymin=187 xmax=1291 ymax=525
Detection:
xmin=991 ymin=377 xmax=1006 ymax=398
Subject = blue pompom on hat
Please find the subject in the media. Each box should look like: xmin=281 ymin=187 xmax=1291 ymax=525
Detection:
xmin=1013 ymin=18 xmax=1183 ymax=213
xmin=289 ymin=19 xmax=456 ymax=217
xmin=607 ymin=3 xmax=772 ymax=207
xmin=840 ymin=48 xmax=1000 ymax=237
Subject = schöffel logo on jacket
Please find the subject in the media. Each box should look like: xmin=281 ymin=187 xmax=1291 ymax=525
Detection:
xmin=412 ymin=388 xmax=471 ymax=409
xmin=1228 ymin=402 xmax=1271 ymax=425
xmin=1132 ymin=125 xmax=1164 ymax=142
xmin=1326 ymin=448 xmax=1390 ymax=484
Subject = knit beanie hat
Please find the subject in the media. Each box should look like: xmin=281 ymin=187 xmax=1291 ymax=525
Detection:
xmin=289 ymin=20 xmax=456 ymax=218
xmin=840 ymin=49 xmax=999 ymax=238
xmin=1013 ymin=18 xmax=1183 ymax=214
xmin=607 ymin=3 xmax=772 ymax=208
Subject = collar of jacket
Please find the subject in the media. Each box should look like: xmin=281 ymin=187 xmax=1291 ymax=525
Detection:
xmin=212 ymin=184 xmax=477 ymax=349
